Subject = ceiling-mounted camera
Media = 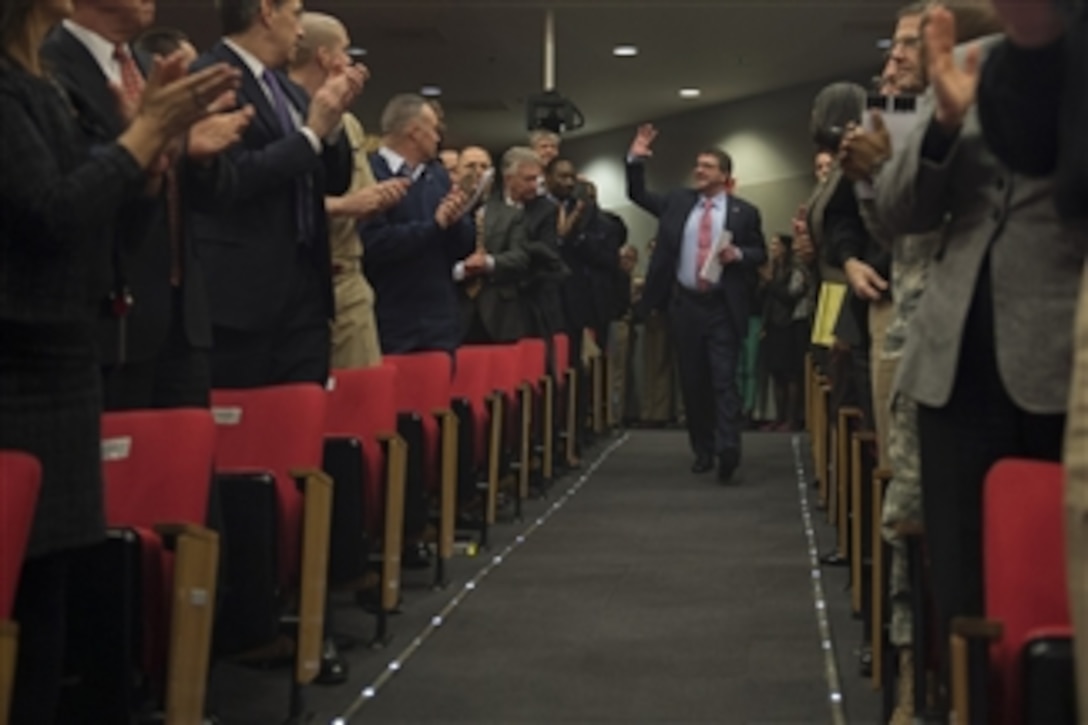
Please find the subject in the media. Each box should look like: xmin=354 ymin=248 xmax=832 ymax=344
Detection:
xmin=526 ymin=89 xmax=585 ymax=134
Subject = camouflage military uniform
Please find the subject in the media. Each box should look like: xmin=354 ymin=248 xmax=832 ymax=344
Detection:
xmin=881 ymin=231 xmax=939 ymax=645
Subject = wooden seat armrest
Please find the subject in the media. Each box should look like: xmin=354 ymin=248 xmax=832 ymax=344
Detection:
xmin=294 ymin=468 xmax=333 ymax=686
xmin=153 ymin=522 xmax=217 ymax=550
xmin=950 ymin=617 xmax=1003 ymax=725
xmin=952 ymin=617 xmax=1004 ymax=642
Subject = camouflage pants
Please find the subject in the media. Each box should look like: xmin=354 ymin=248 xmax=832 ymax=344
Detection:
xmin=882 ymin=392 xmax=922 ymax=647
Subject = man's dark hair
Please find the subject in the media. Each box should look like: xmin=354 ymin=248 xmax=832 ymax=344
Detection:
xmin=219 ymin=0 xmax=289 ymax=37
xmin=697 ymin=148 xmax=733 ymax=175
xmin=544 ymin=156 xmax=574 ymax=176
xmin=134 ymin=27 xmax=190 ymax=57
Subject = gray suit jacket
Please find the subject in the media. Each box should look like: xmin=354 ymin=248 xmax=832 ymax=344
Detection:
xmin=461 ymin=198 xmax=532 ymax=342
xmin=875 ymin=89 xmax=1088 ymax=413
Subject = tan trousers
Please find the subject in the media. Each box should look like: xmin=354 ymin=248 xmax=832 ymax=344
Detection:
xmin=869 ymin=300 xmax=896 ymax=469
xmin=1065 ymin=261 xmax=1088 ymax=725
xmin=331 ymin=273 xmax=382 ymax=370
xmin=610 ymin=319 xmax=633 ymax=423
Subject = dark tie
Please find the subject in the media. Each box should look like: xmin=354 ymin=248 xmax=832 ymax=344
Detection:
xmin=262 ymin=69 xmax=315 ymax=246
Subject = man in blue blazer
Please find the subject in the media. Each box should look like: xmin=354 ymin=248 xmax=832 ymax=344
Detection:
xmin=361 ymin=94 xmax=475 ymax=355
xmin=191 ymin=0 xmax=363 ymax=388
xmin=628 ymin=124 xmax=767 ymax=483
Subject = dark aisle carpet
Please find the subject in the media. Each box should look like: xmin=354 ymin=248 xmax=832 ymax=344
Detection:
xmin=206 ymin=430 xmax=881 ymax=724
xmin=334 ymin=431 xmax=836 ymax=724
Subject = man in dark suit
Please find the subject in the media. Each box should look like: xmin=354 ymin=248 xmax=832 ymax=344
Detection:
xmin=456 ymin=147 xmax=535 ymax=344
xmin=190 ymin=0 xmax=363 ymax=388
xmin=628 ymin=124 xmax=768 ymax=482
xmin=41 ymin=1 xmax=250 ymax=409
xmin=361 ymin=93 xmax=474 ymax=355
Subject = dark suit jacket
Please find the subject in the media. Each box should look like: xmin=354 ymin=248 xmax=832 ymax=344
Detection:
xmin=41 ymin=26 xmax=215 ymax=362
xmin=361 ymin=154 xmax=475 ymax=354
xmin=627 ymin=162 xmax=767 ymax=336
xmin=520 ymin=195 xmax=568 ymax=335
xmin=460 ymin=198 xmax=531 ymax=342
xmin=189 ymin=40 xmax=350 ymax=332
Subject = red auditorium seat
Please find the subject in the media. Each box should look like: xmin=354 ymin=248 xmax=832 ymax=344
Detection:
xmin=324 ymin=364 xmax=407 ymax=642
xmin=99 ymin=409 xmax=219 ymax=723
xmin=451 ymin=346 xmax=503 ymax=539
xmin=210 ymin=384 xmax=332 ymax=712
xmin=950 ymin=459 xmax=1073 ymax=725
xmin=384 ymin=353 xmax=458 ymax=586
xmin=0 ymin=451 xmax=41 ymax=722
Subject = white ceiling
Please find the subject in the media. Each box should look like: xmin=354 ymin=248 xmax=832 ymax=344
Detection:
xmin=156 ymin=0 xmax=902 ymax=149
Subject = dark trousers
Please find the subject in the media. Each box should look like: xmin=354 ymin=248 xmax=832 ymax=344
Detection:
xmin=211 ymin=261 xmax=330 ymax=388
xmin=101 ymin=289 xmax=211 ymax=410
xmin=11 ymin=553 xmax=69 ymax=724
xmin=669 ymin=289 xmax=743 ymax=460
xmin=918 ymin=261 xmax=1065 ymax=705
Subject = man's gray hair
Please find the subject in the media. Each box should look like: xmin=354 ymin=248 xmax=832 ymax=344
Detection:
xmin=502 ymin=146 xmax=541 ymax=176
xmin=528 ymin=129 xmax=559 ymax=147
xmin=381 ymin=94 xmax=429 ymax=136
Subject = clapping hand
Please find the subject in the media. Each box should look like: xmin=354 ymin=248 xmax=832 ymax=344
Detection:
xmin=463 ymin=249 xmax=490 ymax=276
xmin=924 ymin=4 xmax=982 ymax=132
xmin=839 ymin=111 xmax=891 ymax=182
xmin=188 ymin=92 xmax=255 ymax=161
xmin=435 ymin=188 xmax=470 ymax=229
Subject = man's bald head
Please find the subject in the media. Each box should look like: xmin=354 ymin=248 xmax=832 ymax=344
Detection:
xmin=290 ymin=11 xmax=349 ymax=72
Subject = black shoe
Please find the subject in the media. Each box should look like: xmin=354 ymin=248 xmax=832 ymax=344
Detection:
xmin=691 ymin=456 xmax=713 ymax=474
xmin=718 ymin=449 xmax=740 ymax=483
xmin=315 ymin=638 xmax=349 ymax=685
xmin=402 ymin=541 xmax=432 ymax=570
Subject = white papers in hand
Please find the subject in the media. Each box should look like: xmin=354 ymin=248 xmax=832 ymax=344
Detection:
xmin=699 ymin=229 xmax=733 ymax=286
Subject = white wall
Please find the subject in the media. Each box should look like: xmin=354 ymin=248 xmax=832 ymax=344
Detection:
xmin=561 ymin=79 xmax=834 ymax=273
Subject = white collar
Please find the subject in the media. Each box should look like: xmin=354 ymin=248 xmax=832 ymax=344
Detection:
xmin=504 ymin=195 xmax=523 ymax=209
xmin=699 ymin=191 xmax=727 ymax=208
xmin=63 ymin=19 xmax=122 ymax=84
xmin=223 ymin=37 xmax=269 ymax=84
xmin=378 ymin=146 xmax=424 ymax=180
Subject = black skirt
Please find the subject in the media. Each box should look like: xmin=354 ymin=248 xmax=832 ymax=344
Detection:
xmin=0 ymin=320 xmax=105 ymax=558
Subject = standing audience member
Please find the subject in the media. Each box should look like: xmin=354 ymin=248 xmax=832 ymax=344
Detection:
xmin=191 ymin=0 xmax=365 ymax=388
xmin=627 ymin=124 xmax=768 ymax=483
xmin=760 ymin=234 xmax=813 ymax=431
xmin=455 ymin=146 xmax=532 ymax=344
xmin=874 ymin=6 xmax=1086 ymax=708
xmin=42 ymin=0 xmax=250 ymax=410
xmin=361 ymin=93 xmax=474 ymax=355
xmin=288 ymin=11 xmax=408 ymax=370
xmin=973 ymin=0 xmax=1088 ymax=718
xmin=0 ymin=0 xmax=237 ymax=718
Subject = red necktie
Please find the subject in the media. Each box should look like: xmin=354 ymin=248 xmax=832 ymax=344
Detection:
xmin=695 ymin=198 xmax=714 ymax=291
xmin=113 ymin=44 xmax=144 ymax=106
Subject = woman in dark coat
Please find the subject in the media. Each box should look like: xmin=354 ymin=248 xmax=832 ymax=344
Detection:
xmin=0 ymin=2 xmax=236 ymax=719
